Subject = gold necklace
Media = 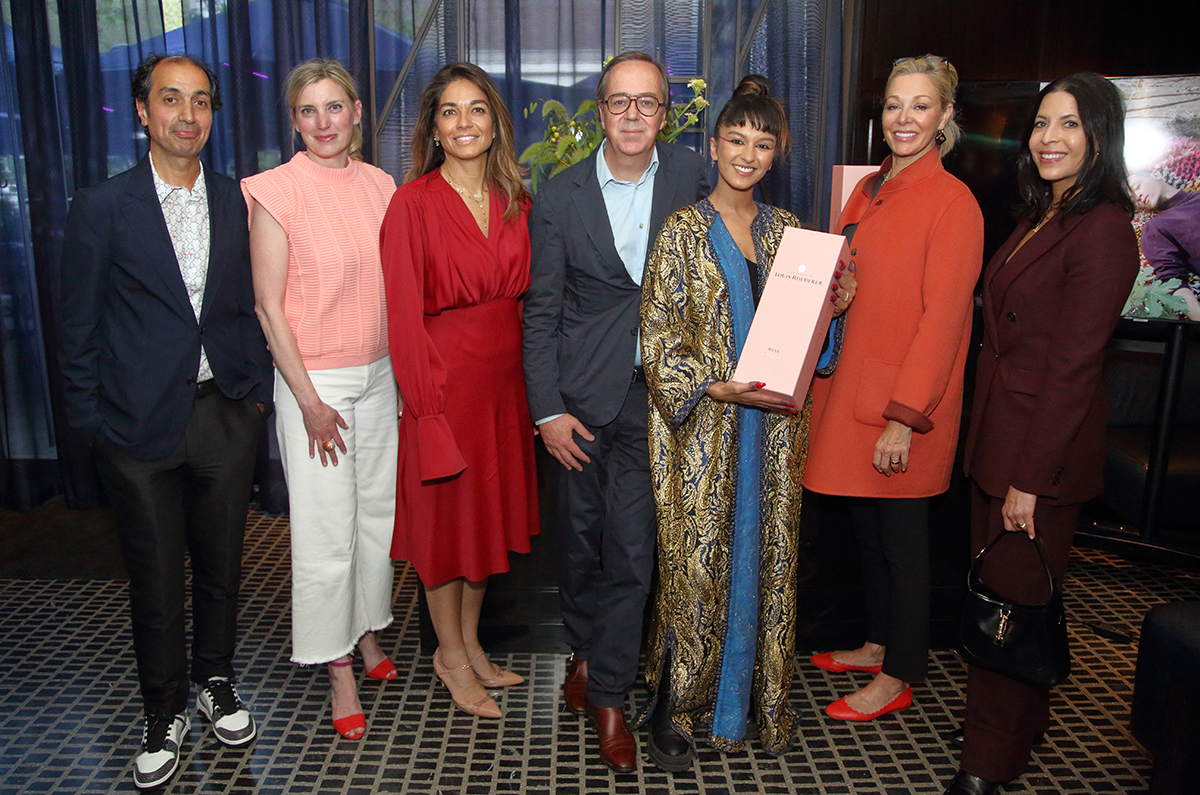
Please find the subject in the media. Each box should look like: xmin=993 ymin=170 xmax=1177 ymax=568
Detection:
xmin=442 ymin=171 xmax=488 ymax=232
xmin=1031 ymin=203 xmax=1061 ymax=235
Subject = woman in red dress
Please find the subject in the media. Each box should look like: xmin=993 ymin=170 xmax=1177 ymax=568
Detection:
xmin=381 ymin=63 xmax=539 ymax=719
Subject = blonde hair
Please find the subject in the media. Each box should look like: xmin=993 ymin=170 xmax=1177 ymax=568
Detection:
xmin=406 ymin=62 xmax=528 ymax=222
xmin=284 ymin=58 xmax=363 ymax=161
xmin=886 ymin=54 xmax=961 ymax=157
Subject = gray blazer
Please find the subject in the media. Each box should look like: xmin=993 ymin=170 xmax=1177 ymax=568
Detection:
xmin=522 ymin=142 xmax=710 ymax=427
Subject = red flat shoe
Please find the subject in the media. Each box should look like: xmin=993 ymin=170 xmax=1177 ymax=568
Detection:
xmin=365 ymin=657 xmax=398 ymax=681
xmin=811 ymin=651 xmax=883 ymax=674
xmin=825 ymin=686 xmax=912 ymax=721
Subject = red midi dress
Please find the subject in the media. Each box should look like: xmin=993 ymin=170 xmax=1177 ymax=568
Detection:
xmin=381 ymin=169 xmax=540 ymax=585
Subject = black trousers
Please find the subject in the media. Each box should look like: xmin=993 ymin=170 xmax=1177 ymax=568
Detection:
xmin=93 ymin=389 xmax=262 ymax=716
xmin=557 ymin=378 xmax=656 ymax=709
xmin=961 ymin=482 xmax=1080 ymax=783
xmin=848 ymin=496 xmax=931 ymax=683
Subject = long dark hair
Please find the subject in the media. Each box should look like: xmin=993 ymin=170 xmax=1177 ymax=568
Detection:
xmin=713 ymin=74 xmax=791 ymax=159
xmin=405 ymin=62 xmax=528 ymax=221
xmin=1017 ymin=72 xmax=1134 ymax=222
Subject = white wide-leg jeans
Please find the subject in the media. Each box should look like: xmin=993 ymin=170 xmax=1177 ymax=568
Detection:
xmin=275 ymin=356 xmax=398 ymax=664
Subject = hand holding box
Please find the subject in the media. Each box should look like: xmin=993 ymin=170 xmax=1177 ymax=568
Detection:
xmin=732 ymin=227 xmax=848 ymax=402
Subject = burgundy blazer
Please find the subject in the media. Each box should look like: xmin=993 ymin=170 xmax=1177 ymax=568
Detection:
xmin=963 ymin=201 xmax=1139 ymax=504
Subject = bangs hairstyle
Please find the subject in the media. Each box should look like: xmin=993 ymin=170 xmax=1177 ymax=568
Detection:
xmin=132 ymin=53 xmax=222 ymax=114
xmin=714 ymin=74 xmax=790 ymax=158
xmin=406 ymin=62 xmax=528 ymax=222
xmin=885 ymin=54 xmax=960 ymax=156
xmin=285 ymin=59 xmax=363 ymax=161
xmin=1017 ymin=72 xmax=1134 ymax=222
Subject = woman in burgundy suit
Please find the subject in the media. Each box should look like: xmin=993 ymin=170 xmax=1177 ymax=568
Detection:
xmin=381 ymin=63 xmax=539 ymax=720
xmin=945 ymin=73 xmax=1139 ymax=795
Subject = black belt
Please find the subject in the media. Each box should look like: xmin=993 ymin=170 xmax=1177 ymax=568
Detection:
xmin=195 ymin=379 xmax=220 ymax=399
xmin=631 ymin=366 xmax=646 ymax=383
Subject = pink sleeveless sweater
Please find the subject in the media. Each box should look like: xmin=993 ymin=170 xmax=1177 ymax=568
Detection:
xmin=242 ymin=152 xmax=396 ymax=370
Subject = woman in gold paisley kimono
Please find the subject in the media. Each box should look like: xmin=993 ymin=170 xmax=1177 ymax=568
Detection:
xmin=638 ymin=76 xmax=855 ymax=771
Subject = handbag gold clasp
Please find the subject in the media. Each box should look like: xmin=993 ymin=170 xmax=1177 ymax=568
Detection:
xmin=994 ymin=607 xmax=1011 ymax=646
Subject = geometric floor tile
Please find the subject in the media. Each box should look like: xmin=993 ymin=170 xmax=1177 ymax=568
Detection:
xmin=2 ymin=509 xmax=1195 ymax=794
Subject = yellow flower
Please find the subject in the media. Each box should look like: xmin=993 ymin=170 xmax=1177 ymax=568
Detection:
xmin=687 ymin=78 xmax=706 ymax=91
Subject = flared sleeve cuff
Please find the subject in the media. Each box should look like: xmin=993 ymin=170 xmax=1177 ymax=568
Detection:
xmin=883 ymin=399 xmax=933 ymax=434
xmin=416 ymin=413 xmax=467 ymax=481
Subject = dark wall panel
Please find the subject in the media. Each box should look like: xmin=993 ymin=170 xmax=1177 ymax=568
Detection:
xmin=851 ymin=0 xmax=1200 ymax=163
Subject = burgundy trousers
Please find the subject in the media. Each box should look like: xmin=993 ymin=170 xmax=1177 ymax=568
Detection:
xmin=960 ymin=482 xmax=1081 ymax=783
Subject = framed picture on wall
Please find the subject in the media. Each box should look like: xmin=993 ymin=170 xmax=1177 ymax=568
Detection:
xmin=1113 ymin=74 xmax=1200 ymax=323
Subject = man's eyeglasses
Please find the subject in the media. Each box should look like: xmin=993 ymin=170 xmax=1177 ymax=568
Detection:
xmin=601 ymin=93 xmax=665 ymax=116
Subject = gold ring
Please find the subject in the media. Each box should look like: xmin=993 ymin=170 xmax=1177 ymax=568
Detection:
xmin=323 ymin=440 xmax=334 ymax=451
xmin=890 ymin=458 xmax=901 ymax=464
xmin=1016 ymin=521 xmax=1027 ymax=529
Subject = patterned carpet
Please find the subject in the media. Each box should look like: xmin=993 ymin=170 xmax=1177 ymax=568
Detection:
xmin=1 ymin=508 xmax=1197 ymax=794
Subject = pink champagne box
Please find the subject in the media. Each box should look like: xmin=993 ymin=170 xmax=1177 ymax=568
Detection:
xmin=829 ymin=165 xmax=877 ymax=232
xmin=732 ymin=227 xmax=847 ymax=402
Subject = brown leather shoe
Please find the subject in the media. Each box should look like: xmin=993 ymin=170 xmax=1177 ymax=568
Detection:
xmin=587 ymin=703 xmax=637 ymax=773
xmin=562 ymin=656 xmax=588 ymax=715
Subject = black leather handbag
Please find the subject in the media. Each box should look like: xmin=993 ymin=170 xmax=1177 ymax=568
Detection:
xmin=956 ymin=532 xmax=1071 ymax=687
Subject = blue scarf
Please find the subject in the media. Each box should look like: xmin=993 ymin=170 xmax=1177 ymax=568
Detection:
xmin=707 ymin=211 xmax=763 ymax=742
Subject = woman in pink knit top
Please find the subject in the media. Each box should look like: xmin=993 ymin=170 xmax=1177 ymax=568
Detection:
xmin=243 ymin=59 xmax=398 ymax=741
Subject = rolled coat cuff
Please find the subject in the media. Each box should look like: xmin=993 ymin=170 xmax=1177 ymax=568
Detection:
xmin=416 ymin=413 xmax=467 ymax=481
xmin=883 ymin=399 xmax=933 ymax=434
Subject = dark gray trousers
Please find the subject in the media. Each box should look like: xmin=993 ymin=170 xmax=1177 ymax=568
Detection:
xmin=557 ymin=379 xmax=656 ymax=709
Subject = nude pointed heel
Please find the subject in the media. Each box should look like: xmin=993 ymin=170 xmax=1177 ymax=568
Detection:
xmin=470 ymin=649 xmax=524 ymax=688
xmin=433 ymin=649 xmax=501 ymax=719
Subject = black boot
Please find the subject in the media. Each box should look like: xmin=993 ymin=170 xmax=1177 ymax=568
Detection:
xmin=943 ymin=771 xmax=1006 ymax=795
xmin=647 ymin=689 xmax=693 ymax=772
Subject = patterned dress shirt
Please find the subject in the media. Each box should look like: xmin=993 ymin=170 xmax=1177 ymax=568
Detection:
xmin=150 ymin=153 xmax=212 ymax=381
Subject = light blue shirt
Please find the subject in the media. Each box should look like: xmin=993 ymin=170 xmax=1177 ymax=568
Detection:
xmin=596 ymin=139 xmax=660 ymax=288
xmin=598 ymin=139 xmax=658 ymax=367
xmin=535 ymin=141 xmax=660 ymax=426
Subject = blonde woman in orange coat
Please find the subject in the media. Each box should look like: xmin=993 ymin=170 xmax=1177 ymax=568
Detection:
xmin=804 ymin=55 xmax=984 ymax=721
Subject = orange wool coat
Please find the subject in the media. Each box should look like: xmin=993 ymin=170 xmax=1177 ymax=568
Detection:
xmin=805 ymin=150 xmax=984 ymax=498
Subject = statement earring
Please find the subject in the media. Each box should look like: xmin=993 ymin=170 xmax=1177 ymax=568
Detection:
xmin=434 ymin=138 xmax=441 ymax=147
xmin=934 ymin=129 xmax=947 ymax=146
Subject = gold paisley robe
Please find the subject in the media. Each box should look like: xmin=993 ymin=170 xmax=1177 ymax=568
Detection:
xmin=639 ymin=200 xmax=810 ymax=754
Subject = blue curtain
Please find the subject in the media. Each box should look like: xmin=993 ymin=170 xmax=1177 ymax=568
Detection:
xmin=0 ymin=0 xmax=835 ymax=510
xmin=1 ymin=0 xmax=375 ymax=510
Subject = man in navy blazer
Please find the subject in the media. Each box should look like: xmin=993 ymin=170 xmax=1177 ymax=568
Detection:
xmin=522 ymin=52 xmax=709 ymax=773
xmin=56 ymin=54 xmax=271 ymax=789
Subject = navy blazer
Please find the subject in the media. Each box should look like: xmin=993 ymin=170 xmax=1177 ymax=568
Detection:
xmin=57 ymin=155 xmax=272 ymax=461
xmin=522 ymin=142 xmax=710 ymax=427
xmin=963 ymin=202 xmax=1139 ymax=504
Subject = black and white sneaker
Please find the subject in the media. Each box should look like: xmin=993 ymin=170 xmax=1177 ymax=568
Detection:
xmin=197 ymin=677 xmax=256 ymax=747
xmin=133 ymin=712 xmax=189 ymax=789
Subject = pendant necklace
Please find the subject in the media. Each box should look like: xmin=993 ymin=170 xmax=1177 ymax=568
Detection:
xmin=1031 ymin=203 xmax=1061 ymax=235
xmin=443 ymin=171 xmax=488 ymax=233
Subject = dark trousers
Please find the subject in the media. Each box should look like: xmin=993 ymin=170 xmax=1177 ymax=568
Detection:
xmin=961 ymin=482 xmax=1079 ymax=783
xmin=848 ymin=496 xmax=931 ymax=683
xmin=558 ymin=379 xmax=656 ymax=709
xmin=93 ymin=389 xmax=262 ymax=716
